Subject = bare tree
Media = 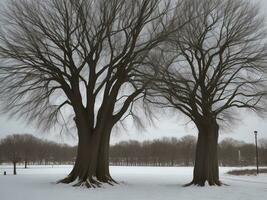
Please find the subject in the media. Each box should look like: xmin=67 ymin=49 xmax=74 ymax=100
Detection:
xmin=146 ymin=0 xmax=267 ymax=186
xmin=18 ymin=134 xmax=39 ymax=168
xmin=0 ymin=135 xmax=24 ymax=175
xmin=0 ymin=0 xmax=182 ymax=187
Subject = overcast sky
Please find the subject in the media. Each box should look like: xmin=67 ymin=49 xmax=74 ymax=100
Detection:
xmin=0 ymin=0 xmax=267 ymax=145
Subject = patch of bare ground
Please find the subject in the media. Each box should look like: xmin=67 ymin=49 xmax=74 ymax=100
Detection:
xmin=227 ymin=168 xmax=267 ymax=176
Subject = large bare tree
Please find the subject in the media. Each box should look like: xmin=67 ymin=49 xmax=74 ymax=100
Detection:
xmin=146 ymin=0 xmax=267 ymax=186
xmin=0 ymin=0 xmax=182 ymax=187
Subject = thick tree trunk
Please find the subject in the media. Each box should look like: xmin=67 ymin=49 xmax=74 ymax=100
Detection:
xmin=187 ymin=120 xmax=221 ymax=186
xmin=58 ymin=120 xmax=114 ymax=188
xmin=58 ymin=132 xmax=101 ymax=187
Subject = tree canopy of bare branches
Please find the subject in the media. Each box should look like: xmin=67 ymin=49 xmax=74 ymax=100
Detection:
xmin=0 ymin=0 xmax=183 ymax=187
xmin=146 ymin=0 xmax=267 ymax=186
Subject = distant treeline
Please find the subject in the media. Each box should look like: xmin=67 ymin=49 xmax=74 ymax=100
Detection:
xmin=0 ymin=134 xmax=267 ymax=168
xmin=110 ymin=136 xmax=267 ymax=167
xmin=0 ymin=134 xmax=76 ymax=169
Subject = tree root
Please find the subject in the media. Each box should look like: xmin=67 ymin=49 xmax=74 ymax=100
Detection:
xmin=99 ymin=176 xmax=118 ymax=186
xmin=73 ymin=177 xmax=102 ymax=188
xmin=57 ymin=174 xmax=76 ymax=184
xmin=184 ymin=179 xmax=223 ymax=187
xmin=73 ymin=176 xmax=118 ymax=188
xmin=58 ymin=174 xmax=118 ymax=188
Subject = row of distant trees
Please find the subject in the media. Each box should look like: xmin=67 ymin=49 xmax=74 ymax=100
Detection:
xmin=110 ymin=137 xmax=267 ymax=167
xmin=0 ymin=134 xmax=76 ymax=174
xmin=110 ymin=136 xmax=196 ymax=166
xmin=1 ymin=134 xmax=267 ymax=175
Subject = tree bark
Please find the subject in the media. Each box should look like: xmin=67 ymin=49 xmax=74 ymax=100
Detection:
xmin=58 ymin=119 xmax=115 ymax=188
xmin=96 ymin=126 xmax=117 ymax=184
xmin=187 ymin=119 xmax=221 ymax=186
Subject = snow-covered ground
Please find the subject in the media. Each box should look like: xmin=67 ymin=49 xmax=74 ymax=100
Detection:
xmin=0 ymin=165 xmax=266 ymax=200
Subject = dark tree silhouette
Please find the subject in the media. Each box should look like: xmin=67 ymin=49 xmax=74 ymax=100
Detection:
xmin=0 ymin=135 xmax=24 ymax=175
xmin=19 ymin=134 xmax=39 ymax=168
xmin=0 ymin=0 xmax=183 ymax=187
xmin=0 ymin=134 xmax=76 ymax=167
xmin=146 ymin=0 xmax=267 ymax=186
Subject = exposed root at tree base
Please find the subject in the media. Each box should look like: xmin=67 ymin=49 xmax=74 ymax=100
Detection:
xmin=99 ymin=177 xmax=118 ymax=186
xmin=57 ymin=175 xmax=76 ymax=184
xmin=183 ymin=180 xmax=223 ymax=187
xmin=57 ymin=175 xmax=118 ymax=188
xmin=73 ymin=178 xmax=102 ymax=188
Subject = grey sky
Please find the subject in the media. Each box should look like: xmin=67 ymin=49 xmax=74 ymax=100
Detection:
xmin=0 ymin=0 xmax=267 ymax=145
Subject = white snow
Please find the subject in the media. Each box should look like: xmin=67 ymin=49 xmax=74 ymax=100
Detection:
xmin=0 ymin=165 xmax=266 ymax=200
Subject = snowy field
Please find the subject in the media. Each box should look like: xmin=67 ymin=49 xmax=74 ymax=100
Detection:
xmin=0 ymin=165 xmax=267 ymax=200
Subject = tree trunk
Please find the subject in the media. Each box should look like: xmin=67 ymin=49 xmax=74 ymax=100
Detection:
xmin=13 ymin=162 xmax=17 ymax=175
xmin=24 ymin=160 xmax=27 ymax=169
xmin=58 ymin=120 xmax=115 ymax=188
xmin=96 ymin=126 xmax=117 ymax=184
xmin=187 ymin=120 xmax=221 ymax=186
